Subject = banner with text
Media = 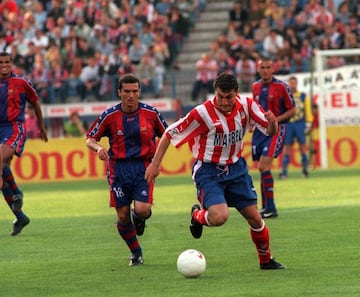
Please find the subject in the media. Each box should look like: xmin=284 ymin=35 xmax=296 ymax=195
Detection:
xmin=277 ymin=65 xmax=360 ymax=126
xmin=12 ymin=126 xmax=360 ymax=183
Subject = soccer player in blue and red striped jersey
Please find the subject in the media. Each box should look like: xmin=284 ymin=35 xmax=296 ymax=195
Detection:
xmin=86 ymin=74 xmax=168 ymax=266
xmin=0 ymin=52 xmax=48 ymax=235
xmin=251 ymin=57 xmax=296 ymax=219
xmin=145 ymin=73 xmax=285 ymax=269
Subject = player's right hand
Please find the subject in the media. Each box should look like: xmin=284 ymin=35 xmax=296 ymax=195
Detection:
xmin=145 ymin=163 xmax=160 ymax=184
xmin=97 ymin=147 xmax=109 ymax=160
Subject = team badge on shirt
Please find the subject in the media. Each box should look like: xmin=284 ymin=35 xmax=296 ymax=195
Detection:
xmin=168 ymin=128 xmax=179 ymax=137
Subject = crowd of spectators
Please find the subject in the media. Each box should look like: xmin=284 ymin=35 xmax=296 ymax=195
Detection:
xmin=190 ymin=0 xmax=359 ymax=101
xmin=0 ymin=0 xmax=206 ymax=104
xmin=1 ymin=0 xmax=359 ymax=105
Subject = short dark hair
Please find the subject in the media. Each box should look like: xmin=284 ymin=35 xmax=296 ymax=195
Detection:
xmin=213 ymin=72 xmax=238 ymax=92
xmin=257 ymin=55 xmax=273 ymax=63
xmin=117 ymin=73 xmax=140 ymax=90
xmin=0 ymin=52 xmax=11 ymax=59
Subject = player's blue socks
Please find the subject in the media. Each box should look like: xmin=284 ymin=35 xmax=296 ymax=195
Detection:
xmin=2 ymin=165 xmax=22 ymax=195
xmin=117 ymin=221 xmax=142 ymax=257
xmin=261 ymin=171 xmax=276 ymax=211
xmin=2 ymin=184 xmax=26 ymax=220
xmin=301 ymin=153 xmax=308 ymax=172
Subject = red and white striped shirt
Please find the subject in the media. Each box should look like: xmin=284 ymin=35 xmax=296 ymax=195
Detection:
xmin=165 ymin=95 xmax=269 ymax=165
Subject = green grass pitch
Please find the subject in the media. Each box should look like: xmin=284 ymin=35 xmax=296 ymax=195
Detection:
xmin=0 ymin=168 xmax=359 ymax=297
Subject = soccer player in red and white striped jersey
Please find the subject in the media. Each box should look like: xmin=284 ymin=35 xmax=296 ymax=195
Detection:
xmin=145 ymin=73 xmax=285 ymax=270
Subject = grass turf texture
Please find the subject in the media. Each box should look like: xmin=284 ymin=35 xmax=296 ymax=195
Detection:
xmin=0 ymin=168 xmax=359 ymax=297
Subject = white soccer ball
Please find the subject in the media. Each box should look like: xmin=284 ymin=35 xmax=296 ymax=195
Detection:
xmin=177 ymin=249 xmax=206 ymax=278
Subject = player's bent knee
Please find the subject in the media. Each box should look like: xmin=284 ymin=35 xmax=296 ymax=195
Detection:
xmin=208 ymin=212 xmax=229 ymax=226
xmin=134 ymin=205 xmax=152 ymax=219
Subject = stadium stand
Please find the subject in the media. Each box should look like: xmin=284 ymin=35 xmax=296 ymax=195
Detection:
xmin=0 ymin=0 xmax=359 ymax=108
xmin=0 ymin=0 xmax=204 ymax=104
xmin=175 ymin=0 xmax=359 ymax=104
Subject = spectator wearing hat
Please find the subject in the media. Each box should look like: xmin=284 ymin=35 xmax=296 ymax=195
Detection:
xmin=87 ymin=23 xmax=104 ymax=49
xmin=0 ymin=0 xmax=18 ymax=15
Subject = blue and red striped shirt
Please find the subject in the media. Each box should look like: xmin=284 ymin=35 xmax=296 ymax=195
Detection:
xmin=0 ymin=72 xmax=39 ymax=124
xmin=87 ymin=102 xmax=168 ymax=160
xmin=252 ymin=77 xmax=295 ymax=123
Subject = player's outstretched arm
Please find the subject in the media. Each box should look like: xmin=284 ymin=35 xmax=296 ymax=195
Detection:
xmin=145 ymin=135 xmax=171 ymax=184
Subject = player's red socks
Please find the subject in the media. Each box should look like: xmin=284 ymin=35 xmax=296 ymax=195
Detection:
xmin=250 ymin=221 xmax=272 ymax=264
xmin=193 ymin=209 xmax=210 ymax=226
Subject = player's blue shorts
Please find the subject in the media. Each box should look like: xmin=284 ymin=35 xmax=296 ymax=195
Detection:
xmin=191 ymin=157 xmax=257 ymax=211
xmin=251 ymin=124 xmax=286 ymax=161
xmin=284 ymin=121 xmax=306 ymax=145
xmin=0 ymin=122 xmax=26 ymax=157
xmin=107 ymin=158 xmax=153 ymax=208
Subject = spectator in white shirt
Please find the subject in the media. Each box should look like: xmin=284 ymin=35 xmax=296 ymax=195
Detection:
xmin=263 ymin=28 xmax=284 ymax=59
xmin=77 ymin=56 xmax=101 ymax=102
xmin=31 ymin=29 xmax=49 ymax=53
